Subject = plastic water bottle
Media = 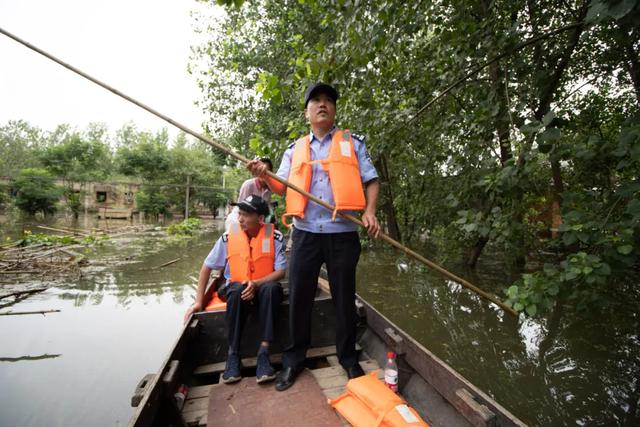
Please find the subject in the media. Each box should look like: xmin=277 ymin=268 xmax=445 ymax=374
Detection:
xmin=174 ymin=384 xmax=188 ymax=410
xmin=384 ymin=351 xmax=399 ymax=393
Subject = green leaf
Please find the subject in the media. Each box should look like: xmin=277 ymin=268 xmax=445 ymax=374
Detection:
xmin=538 ymin=127 xmax=561 ymax=142
xmin=542 ymin=111 xmax=556 ymax=126
xmin=586 ymin=0 xmax=607 ymax=22
xmin=597 ymin=263 xmax=611 ymax=276
xmin=608 ymin=0 xmax=637 ymax=19
xmin=617 ymin=245 xmax=633 ymax=255
xmin=626 ymin=199 xmax=640 ymax=217
xmin=525 ymin=304 xmax=537 ymax=316
xmin=538 ymin=143 xmax=553 ymax=154
xmin=513 ymin=302 xmax=524 ymax=311
xmin=565 ymin=270 xmax=578 ymax=281
xmin=506 ymin=285 xmax=519 ymax=298
xmin=562 ymin=232 xmax=577 ymax=246
xmin=463 ymin=223 xmax=478 ymax=233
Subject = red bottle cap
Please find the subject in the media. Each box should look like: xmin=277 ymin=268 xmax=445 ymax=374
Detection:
xmin=387 ymin=351 xmax=395 ymax=359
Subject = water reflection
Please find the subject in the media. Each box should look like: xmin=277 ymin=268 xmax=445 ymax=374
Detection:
xmin=357 ymin=246 xmax=640 ymax=426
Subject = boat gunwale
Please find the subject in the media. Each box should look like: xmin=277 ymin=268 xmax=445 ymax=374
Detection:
xmin=356 ymin=294 xmax=527 ymax=427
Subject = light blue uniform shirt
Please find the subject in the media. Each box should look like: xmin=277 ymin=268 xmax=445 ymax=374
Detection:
xmin=276 ymin=127 xmax=378 ymax=233
xmin=204 ymin=229 xmax=287 ymax=284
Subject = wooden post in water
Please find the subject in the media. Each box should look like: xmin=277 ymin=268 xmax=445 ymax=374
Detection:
xmin=185 ymin=175 xmax=191 ymax=220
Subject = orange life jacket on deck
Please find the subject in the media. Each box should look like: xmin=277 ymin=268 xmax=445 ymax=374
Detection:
xmin=329 ymin=372 xmax=430 ymax=427
xmin=226 ymin=223 xmax=275 ymax=282
xmin=282 ymin=129 xmax=366 ymax=226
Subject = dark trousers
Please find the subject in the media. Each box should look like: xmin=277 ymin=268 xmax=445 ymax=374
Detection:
xmin=282 ymin=228 xmax=361 ymax=370
xmin=218 ymin=281 xmax=283 ymax=353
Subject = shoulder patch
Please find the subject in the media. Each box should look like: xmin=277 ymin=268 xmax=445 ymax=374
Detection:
xmin=351 ymin=132 xmax=366 ymax=143
xmin=274 ymin=230 xmax=284 ymax=242
xmin=222 ymin=232 xmax=229 ymax=242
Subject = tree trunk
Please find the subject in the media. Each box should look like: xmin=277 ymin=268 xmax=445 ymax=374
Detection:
xmin=374 ymin=155 xmax=402 ymax=242
xmin=488 ymin=61 xmax=513 ymax=165
xmin=618 ymin=24 xmax=640 ymax=106
xmin=511 ymin=5 xmax=588 ymax=265
xmin=467 ymin=236 xmax=489 ymax=268
xmin=550 ymin=157 xmax=564 ymax=238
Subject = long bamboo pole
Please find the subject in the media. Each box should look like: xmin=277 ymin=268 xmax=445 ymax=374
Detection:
xmin=0 ymin=26 xmax=518 ymax=316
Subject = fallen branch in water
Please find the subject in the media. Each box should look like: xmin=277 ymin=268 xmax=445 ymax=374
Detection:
xmin=0 ymin=270 xmax=41 ymax=275
xmin=0 ymin=288 xmax=48 ymax=300
xmin=0 ymin=353 xmax=62 ymax=362
xmin=0 ymin=309 xmax=60 ymax=316
xmin=154 ymin=258 xmax=181 ymax=269
xmin=36 ymin=224 xmax=94 ymax=237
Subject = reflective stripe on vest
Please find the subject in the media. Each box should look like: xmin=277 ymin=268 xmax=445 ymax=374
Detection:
xmin=282 ymin=129 xmax=366 ymax=226
xmin=226 ymin=223 xmax=275 ymax=282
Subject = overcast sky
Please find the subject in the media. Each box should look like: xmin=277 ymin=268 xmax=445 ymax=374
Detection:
xmin=0 ymin=0 xmax=215 ymax=139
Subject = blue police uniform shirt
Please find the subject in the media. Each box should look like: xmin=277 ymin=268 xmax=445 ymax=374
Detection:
xmin=203 ymin=228 xmax=287 ymax=284
xmin=275 ymin=127 xmax=379 ymax=233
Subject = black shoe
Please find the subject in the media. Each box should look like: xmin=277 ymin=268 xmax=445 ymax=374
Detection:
xmin=275 ymin=366 xmax=302 ymax=391
xmin=346 ymin=363 xmax=365 ymax=379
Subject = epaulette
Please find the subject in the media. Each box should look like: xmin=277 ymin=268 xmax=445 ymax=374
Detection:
xmin=351 ymin=132 xmax=366 ymax=143
xmin=274 ymin=230 xmax=284 ymax=242
xmin=221 ymin=232 xmax=229 ymax=242
xmin=287 ymin=141 xmax=296 ymax=149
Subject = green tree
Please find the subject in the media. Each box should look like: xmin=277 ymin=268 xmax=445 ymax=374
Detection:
xmin=115 ymin=129 xmax=171 ymax=181
xmin=135 ymin=186 xmax=170 ymax=219
xmin=0 ymin=183 xmax=9 ymax=211
xmin=191 ymin=0 xmax=640 ymax=315
xmin=0 ymin=120 xmax=45 ymax=176
xmin=13 ymin=168 xmax=61 ymax=216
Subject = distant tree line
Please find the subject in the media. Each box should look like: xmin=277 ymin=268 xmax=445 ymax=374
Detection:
xmin=0 ymin=121 xmax=246 ymax=219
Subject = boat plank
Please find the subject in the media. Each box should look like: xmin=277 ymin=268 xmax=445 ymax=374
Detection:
xmin=182 ymin=396 xmax=209 ymax=413
xmin=182 ymin=409 xmax=207 ymax=426
xmin=193 ymin=344 xmax=360 ymax=376
xmin=206 ymin=370 xmax=343 ymax=426
xmin=186 ymin=385 xmax=212 ymax=400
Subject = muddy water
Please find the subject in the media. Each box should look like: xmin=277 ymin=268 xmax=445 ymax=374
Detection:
xmin=0 ymin=218 xmax=638 ymax=426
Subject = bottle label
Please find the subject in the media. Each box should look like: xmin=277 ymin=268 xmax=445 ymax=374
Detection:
xmin=384 ymin=369 xmax=398 ymax=384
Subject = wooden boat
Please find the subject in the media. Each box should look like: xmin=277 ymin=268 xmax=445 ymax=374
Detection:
xmin=129 ymin=277 xmax=527 ymax=427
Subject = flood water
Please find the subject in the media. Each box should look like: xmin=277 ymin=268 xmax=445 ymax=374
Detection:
xmin=0 ymin=216 xmax=638 ymax=426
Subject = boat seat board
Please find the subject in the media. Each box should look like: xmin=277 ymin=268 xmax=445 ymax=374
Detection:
xmin=205 ymin=369 xmax=344 ymax=427
xmin=193 ymin=344 xmax=361 ymax=376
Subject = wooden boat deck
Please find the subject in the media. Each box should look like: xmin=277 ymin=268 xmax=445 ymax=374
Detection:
xmin=181 ymin=345 xmax=382 ymax=426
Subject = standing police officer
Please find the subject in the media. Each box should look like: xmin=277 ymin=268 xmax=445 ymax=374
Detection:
xmin=248 ymin=83 xmax=380 ymax=391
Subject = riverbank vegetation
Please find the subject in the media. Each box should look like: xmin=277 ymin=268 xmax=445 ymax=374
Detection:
xmin=191 ymin=0 xmax=640 ymax=316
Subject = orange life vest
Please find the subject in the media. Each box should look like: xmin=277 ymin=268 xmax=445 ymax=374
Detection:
xmin=205 ymin=292 xmax=226 ymax=311
xmin=329 ymin=372 xmax=429 ymax=427
xmin=282 ymin=129 xmax=366 ymax=226
xmin=226 ymin=223 xmax=275 ymax=282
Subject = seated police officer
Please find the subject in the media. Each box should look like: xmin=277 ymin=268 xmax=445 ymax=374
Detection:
xmin=184 ymin=195 xmax=286 ymax=383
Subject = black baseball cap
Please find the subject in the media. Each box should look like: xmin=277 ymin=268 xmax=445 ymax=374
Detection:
xmin=231 ymin=195 xmax=270 ymax=216
xmin=304 ymin=83 xmax=339 ymax=108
